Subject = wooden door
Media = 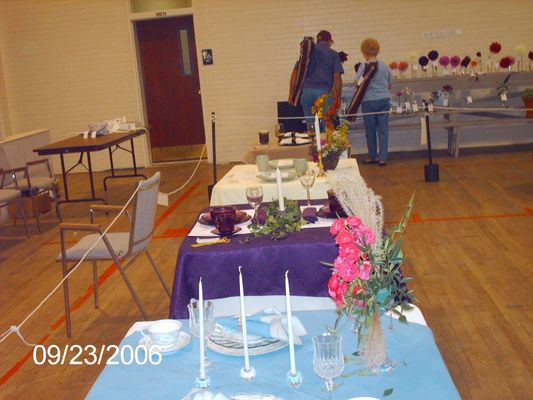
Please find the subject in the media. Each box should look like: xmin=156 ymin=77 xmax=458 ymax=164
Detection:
xmin=136 ymin=16 xmax=205 ymax=161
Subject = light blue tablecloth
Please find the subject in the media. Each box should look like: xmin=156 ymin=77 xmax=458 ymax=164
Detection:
xmin=86 ymin=310 xmax=459 ymax=399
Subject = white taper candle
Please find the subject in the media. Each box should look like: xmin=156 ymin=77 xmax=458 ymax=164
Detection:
xmin=238 ymin=266 xmax=250 ymax=371
xmin=285 ymin=270 xmax=296 ymax=374
xmin=199 ymin=278 xmax=206 ymax=379
xmin=275 ymin=167 xmax=285 ymax=211
xmin=314 ymin=114 xmax=321 ymax=151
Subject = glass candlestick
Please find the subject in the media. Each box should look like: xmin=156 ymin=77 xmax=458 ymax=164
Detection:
xmin=240 ymin=366 xmax=256 ymax=382
xmin=286 ymin=370 xmax=303 ymax=389
xmin=317 ymin=152 xmax=326 ymax=177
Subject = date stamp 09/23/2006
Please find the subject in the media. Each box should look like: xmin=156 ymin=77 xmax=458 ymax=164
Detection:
xmin=32 ymin=344 xmax=163 ymax=366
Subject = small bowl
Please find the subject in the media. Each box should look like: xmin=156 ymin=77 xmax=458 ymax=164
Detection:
xmin=209 ymin=206 xmax=237 ymax=222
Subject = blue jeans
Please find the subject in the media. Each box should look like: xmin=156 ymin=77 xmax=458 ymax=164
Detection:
xmin=300 ymin=87 xmax=330 ymax=122
xmin=362 ymin=98 xmax=390 ymax=162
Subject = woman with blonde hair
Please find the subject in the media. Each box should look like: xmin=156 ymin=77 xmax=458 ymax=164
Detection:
xmin=355 ymin=38 xmax=391 ymax=166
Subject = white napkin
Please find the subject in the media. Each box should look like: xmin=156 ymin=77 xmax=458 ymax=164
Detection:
xmin=279 ymin=137 xmax=312 ymax=145
xmin=196 ymin=237 xmax=221 ymax=244
xmin=259 ymin=307 xmax=307 ymax=345
xmin=182 ymin=389 xmax=229 ymax=400
xmin=281 ymin=132 xmax=310 ymax=138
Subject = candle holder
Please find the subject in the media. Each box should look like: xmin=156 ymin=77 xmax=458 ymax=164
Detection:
xmin=317 ymin=151 xmax=326 ymax=177
xmin=286 ymin=370 xmax=303 ymax=389
xmin=195 ymin=375 xmax=211 ymax=390
xmin=240 ymin=366 xmax=256 ymax=382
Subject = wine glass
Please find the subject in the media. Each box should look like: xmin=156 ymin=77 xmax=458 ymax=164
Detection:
xmin=312 ymin=333 xmax=344 ymax=395
xmin=188 ymin=300 xmax=216 ymax=369
xmin=246 ymin=186 xmax=263 ymax=222
xmin=299 ymin=169 xmax=315 ymax=206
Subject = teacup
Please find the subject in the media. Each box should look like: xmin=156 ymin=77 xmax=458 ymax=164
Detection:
xmin=142 ymin=319 xmax=182 ymax=349
xmin=215 ymin=214 xmax=235 ymax=235
xmin=209 ymin=206 xmax=237 ymax=222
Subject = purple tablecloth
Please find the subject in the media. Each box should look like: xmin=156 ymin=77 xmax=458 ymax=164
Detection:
xmin=169 ymin=201 xmax=337 ymax=319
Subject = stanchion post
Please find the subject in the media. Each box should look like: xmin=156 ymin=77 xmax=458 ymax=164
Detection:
xmin=207 ymin=112 xmax=217 ymax=200
xmin=423 ymin=101 xmax=439 ymax=182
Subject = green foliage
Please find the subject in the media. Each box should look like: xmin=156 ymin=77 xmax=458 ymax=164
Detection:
xmin=249 ymin=198 xmax=302 ymax=240
xmin=383 ymin=388 xmax=394 ymax=397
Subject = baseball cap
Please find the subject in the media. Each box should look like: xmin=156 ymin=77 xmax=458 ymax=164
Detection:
xmin=317 ymin=30 xmax=334 ymax=43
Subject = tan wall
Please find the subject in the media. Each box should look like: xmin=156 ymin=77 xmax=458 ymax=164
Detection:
xmin=0 ymin=0 xmax=145 ymax=171
xmin=0 ymin=0 xmax=532 ymax=168
xmin=0 ymin=49 xmax=11 ymax=138
xmin=192 ymin=0 xmax=533 ymax=162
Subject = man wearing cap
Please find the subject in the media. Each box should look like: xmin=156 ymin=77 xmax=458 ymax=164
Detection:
xmin=290 ymin=30 xmax=344 ymax=119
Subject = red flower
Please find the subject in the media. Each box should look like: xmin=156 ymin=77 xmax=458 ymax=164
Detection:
xmin=389 ymin=61 xmax=398 ymax=70
xmin=339 ymin=242 xmax=361 ymax=261
xmin=398 ymin=61 xmax=409 ymax=72
xmin=439 ymin=56 xmax=450 ymax=67
xmin=358 ymin=261 xmax=373 ymax=281
xmin=476 ymin=51 xmax=482 ymax=58
xmin=489 ymin=42 xmax=502 ymax=54
xmin=335 ymin=229 xmax=355 ymax=246
xmin=329 ymin=218 xmax=345 ymax=236
xmin=328 ymin=273 xmax=347 ymax=305
xmin=499 ymin=56 xmax=512 ymax=69
xmin=450 ymin=56 xmax=461 ymax=68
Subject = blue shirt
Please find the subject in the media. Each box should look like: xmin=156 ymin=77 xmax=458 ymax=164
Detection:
xmin=298 ymin=41 xmax=344 ymax=91
xmin=355 ymin=59 xmax=391 ymax=102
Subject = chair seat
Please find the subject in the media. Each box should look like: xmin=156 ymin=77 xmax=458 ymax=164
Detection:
xmin=0 ymin=189 xmax=20 ymax=204
xmin=9 ymin=177 xmax=54 ymax=191
xmin=57 ymin=232 xmax=131 ymax=261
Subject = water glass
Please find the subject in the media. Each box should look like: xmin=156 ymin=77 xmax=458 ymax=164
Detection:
xmin=246 ymin=186 xmax=263 ymax=222
xmin=188 ymin=300 xmax=216 ymax=369
xmin=312 ymin=333 xmax=344 ymax=393
xmin=299 ymin=169 xmax=316 ymax=206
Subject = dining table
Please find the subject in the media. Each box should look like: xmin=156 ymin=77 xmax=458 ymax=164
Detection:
xmin=209 ymin=159 xmax=359 ymax=206
xmin=85 ymin=308 xmax=460 ymax=399
xmin=169 ymin=200 xmax=340 ymax=320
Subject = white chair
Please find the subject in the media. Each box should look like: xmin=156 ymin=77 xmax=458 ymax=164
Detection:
xmin=0 ymin=168 xmax=30 ymax=238
xmin=57 ymin=172 xmax=170 ymax=337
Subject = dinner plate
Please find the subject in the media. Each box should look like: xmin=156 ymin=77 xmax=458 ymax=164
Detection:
xmin=139 ymin=331 xmax=191 ymax=354
xmin=207 ymin=325 xmax=287 ymax=356
xmin=346 ymin=398 xmax=379 ymax=400
xmin=267 ymin=159 xmax=294 ymax=169
xmin=256 ymin=172 xmax=296 ymax=182
xmin=198 ymin=210 xmax=251 ymax=226
xmin=231 ymin=394 xmax=283 ymax=400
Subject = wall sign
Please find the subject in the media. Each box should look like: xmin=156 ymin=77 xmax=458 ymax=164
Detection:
xmin=423 ymin=28 xmax=463 ymax=39
xmin=202 ymin=49 xmax=213 ymax=65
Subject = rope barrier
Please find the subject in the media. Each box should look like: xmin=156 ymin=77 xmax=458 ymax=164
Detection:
xmin=213 ymin=105 xmax=533 ymax=121
xmin=0 ymin=183 xmax=141 ymax=347
xmin=167 ymin=144 xmax=206 ymax=196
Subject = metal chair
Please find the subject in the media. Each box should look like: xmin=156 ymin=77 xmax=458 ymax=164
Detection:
xmin=0 ymin=168 xmax=31 ymax=238
xmin=57 ymin=172 xmax=170 ymax=337
xmin=7 ymin=159 xmax=60 ymax=231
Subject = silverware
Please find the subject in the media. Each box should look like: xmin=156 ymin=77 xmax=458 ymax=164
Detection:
xmin=191 ymin=237 xmax=230 ymax=247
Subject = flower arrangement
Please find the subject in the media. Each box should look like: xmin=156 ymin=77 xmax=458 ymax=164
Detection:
xmin=529 ymin=51 xmax=533 ymax=71
xmin=418 ymin=56 xmax=429 ymax=69
xmin=326 ymin=194 xmax=416 ymax=334
xmin=249 ymin=198 xmax=302 ymax=240
xmin=388 ymin=61 xmax=398 ymax=70
xmin=439 ymin=55 xmax=450 ymax=74
xmin=499 ymin=56 xmax=513 ymax=69
xmin=489 ymin=42 xmax=502 ymax=55
xmin=311 ymin=91 xmax=338 ymax=131
xmin=309 ymin=121 xmax=350 ymax=170
xmin=461 ymin=56 xmax=471 ymax=74
xmin=398 ymin=61 xmax=408 ymax=79
xmin=408 ymin=51 xmax=418 ymax=77
xmin=428 ymin=50 xmax=439 ymax=75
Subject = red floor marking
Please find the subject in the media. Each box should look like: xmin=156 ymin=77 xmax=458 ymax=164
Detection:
xmin=152 ymin=228 xmax=189 ymax=239
xmin=0 ymin=182 xmax=198 ymax=387
xmin=385 ymin=208 xmax=533 ymax=225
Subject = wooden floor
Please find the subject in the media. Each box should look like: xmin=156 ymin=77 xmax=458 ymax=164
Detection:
xmin=0 ymin=150 xmax=531 ymax=399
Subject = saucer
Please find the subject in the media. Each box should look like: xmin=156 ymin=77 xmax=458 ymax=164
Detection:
xmin=199 ymin=211 xmax=251 ymax=226
xmin=139 ymin=332 xmax=191 ymax=354
xmin=211 ymin=226 xmax=242 ymax=236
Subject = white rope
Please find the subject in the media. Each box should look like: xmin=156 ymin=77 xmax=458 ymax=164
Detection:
xmin=0 ymin=183 xmax=141 ymax=347
xmin=433 ymin=105 xmax=533 ymax=112
xmin=167 ymin=144 xmax=206 ymax=196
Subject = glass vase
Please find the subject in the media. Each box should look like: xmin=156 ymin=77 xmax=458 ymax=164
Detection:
xmin=362 ymin=305 xmax=396 ymax=374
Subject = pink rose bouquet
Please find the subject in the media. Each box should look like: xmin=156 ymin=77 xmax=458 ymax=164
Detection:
xmin=325 ymin=194 xmax=416 ymax=332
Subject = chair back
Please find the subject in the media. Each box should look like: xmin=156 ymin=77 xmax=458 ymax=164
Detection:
xmin=129 ymin=172 xmax=160 ymax=255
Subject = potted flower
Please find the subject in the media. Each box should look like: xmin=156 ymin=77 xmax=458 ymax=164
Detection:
xmin=523 ymin=88 xmax=533 ymax=118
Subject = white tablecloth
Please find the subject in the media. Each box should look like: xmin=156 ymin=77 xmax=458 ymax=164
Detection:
xmin=210 ymin=159 xmax=360 ymax=206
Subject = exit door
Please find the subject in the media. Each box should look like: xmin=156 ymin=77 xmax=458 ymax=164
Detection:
xmin=136 ymin=16 xmax=205 ymax=162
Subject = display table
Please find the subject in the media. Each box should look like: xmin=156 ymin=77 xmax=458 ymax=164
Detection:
xmin=210 ymin=159 xmax=359 ymax=206
xmin=85 ymin=309 xmax=459 ymax=400
xmin=242 ymin=142 xmax=311 ymax=164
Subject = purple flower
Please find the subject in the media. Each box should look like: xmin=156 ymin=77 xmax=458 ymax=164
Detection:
xmin=428 ymin=50 xmax=439 ymax=61
xmin=461 ymin=56 xmax=471 ymax=68
xmin=450 ymin=56 xmax=461 ymax=68
xmin=439 ymin=56 xmax=450 ymax=67
xmin=476 ymin=51 xmax=482 ymax=58
xmin=418 ymin=56 xmax=429 ymax=67
xmin=529 ymin=51 xmax=533 ymax=61
xmin=442 ymin=85 xmax=453 ymax=93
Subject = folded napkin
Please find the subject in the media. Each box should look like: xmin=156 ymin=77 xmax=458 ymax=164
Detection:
xmin=218 ymin=307 xmax=307 ymax=345
xmin=252 ymin=208 xmax=267 ymax=225
xmin=182 ymin=389 xmax=228 ymax=400
xmin=281 ymin=132 xmax=310 ymax=139
xmin=302 ymin=207 xmax=318 ymax=223
xmin=279 ymin=137 xmax=312 ymax=145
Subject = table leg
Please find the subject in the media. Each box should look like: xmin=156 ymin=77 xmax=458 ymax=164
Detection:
xmin=60 ymin=153 xmax=69 ymax=201
xmin=130 ymin=138 xmax=138 ymax=175
xmin=87 ymin=152 xmax=96 ymax=199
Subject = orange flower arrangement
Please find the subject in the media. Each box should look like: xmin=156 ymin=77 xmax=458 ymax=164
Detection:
xmin=312 ymin=90 xmax=340 ymax=131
